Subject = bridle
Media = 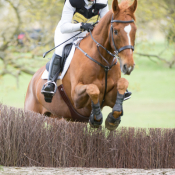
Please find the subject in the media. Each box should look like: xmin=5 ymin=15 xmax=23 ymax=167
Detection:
xmin=110 ymin=15 xmax=135 ymax=55
xmin=75 ymin=14 xmax=135 ymax=108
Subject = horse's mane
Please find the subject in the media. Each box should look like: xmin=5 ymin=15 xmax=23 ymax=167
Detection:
xmin=118 ymin=0 xmax=136 ymax=21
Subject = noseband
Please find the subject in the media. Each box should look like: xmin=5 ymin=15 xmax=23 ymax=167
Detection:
xmin=75 ymin=15 xmax=135 ymax=107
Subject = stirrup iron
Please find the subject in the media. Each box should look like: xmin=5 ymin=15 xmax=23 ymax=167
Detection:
xmin=41 ymin=81 xmax=57 ymax=95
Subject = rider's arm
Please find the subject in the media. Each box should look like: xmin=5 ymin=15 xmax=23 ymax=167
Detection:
xmin=59 ymin=0 xmax=81 ymax=33
xmin=99 ymin=4 xmax=109 ymax=18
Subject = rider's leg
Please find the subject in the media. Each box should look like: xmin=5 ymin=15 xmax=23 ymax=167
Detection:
xmin=41 ymin=26 xmax=72 ymax=103
xmin=44 ymin=53 xmax=62 ymax=92
xmin=41 ymin=53 xmax=62 ymax=102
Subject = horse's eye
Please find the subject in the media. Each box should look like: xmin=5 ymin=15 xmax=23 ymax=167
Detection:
xmin=114 ymin=30 xmax=118 ymax=35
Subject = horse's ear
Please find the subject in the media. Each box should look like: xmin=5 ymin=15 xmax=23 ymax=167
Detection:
xmin=112 ymin=0 xmax=120 ymax=14
xmin=128 ymin=0 xmax=137 ymax=13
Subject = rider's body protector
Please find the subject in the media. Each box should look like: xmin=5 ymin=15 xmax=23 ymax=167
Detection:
xmin=55 ymin=0 xmax=109 ymax=56
xmin=71 ymin=0 xmax=107 ymax=25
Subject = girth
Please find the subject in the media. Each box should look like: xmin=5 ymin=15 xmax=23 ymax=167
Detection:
xmin=58 ymin=84 xmax=89 ymax=122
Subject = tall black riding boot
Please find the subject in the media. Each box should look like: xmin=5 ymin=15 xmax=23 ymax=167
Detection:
xmin=41 ymin=53 xmax=62 ymax=103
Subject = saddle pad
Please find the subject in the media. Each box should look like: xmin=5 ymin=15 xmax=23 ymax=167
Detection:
xmin=45 ymin=43 xmax=73 ymax=73
xmin=41 ymin=43 xmax=76 ymax=80
xmin=42 ymin=38 xmax=83 ymax=80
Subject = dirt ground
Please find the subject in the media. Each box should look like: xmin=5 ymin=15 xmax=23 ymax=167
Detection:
xmin=0 ymin=167 xmax=175 ymax=175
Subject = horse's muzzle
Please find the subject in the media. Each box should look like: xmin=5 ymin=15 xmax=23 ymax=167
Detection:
xmin=121 ymin=63 xmax=135 ymax=75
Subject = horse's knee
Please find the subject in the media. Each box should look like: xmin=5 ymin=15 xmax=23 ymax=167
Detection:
xmin=117 ymin=78 xmax=129 ymax=94
xmin=73 ymin=84 xmax=100 ymax=108
xmin=86 ymin=84 xmax=100 ymax=104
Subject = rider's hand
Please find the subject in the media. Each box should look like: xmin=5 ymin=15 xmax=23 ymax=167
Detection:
xmin=80 ymin=23 xmax=94 ymax=32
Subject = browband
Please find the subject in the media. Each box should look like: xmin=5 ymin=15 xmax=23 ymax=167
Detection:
xmin=111 ymin=19 xmax=134 ymax=23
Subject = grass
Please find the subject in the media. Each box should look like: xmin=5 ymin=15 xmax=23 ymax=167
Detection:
xmin=0 ymin=165 xmax=3 ymax=171
xmin=0 ymin=41 xmax=175 ymax=128
xmin=103 ymin=41 xmax=175 ymax=128
xmin=0 ymin=73 xmax=31 ymax=108
xmin=103 ymin=67 xmax=175 ymax=128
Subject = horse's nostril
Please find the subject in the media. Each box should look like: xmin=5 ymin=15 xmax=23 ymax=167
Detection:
xmin=123 ymin=64 xmax=127 ymax=71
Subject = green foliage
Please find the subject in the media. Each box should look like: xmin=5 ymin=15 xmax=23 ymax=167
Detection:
xmin=136 ymin=0 xmax=175 ymax=44
xmin=0 ymin=0 xmax=65 ymax=78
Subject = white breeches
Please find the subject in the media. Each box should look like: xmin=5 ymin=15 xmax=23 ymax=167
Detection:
xmin=54 ymin=25 xmax=87 ymax=56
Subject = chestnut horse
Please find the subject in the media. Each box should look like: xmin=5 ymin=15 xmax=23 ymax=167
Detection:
xmin=24 ymin=0 xmax=137 ymax=131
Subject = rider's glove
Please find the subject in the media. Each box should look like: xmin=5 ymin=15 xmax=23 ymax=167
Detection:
xmin=80 ymin=23 xmax=94 ymax=32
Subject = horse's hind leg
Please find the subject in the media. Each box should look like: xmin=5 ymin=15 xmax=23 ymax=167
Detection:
xmin=24 ymin=92 xmax=43 ymax=114
xmin=25 ymin=94 xmax=52 ymax=117
xmin=105 ymin=78 xmax=129 ymax=131
xmin=25 ymin=83 xmax=45 ymax=115
xmin=72 ymin=83 xmax=102 ymax=127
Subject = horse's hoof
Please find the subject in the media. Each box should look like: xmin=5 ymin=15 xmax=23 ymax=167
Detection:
xmin=89 ymin=113 xmax=103 ymax=128
xmin=89 ymin=121 xmax=102 ymax=129
xmin=105 ymin=112 xmax=121 ymax=131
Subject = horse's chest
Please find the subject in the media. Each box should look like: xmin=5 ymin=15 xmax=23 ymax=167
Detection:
xmin=98 ymin=78 xmax=116 ymax=94
xmin=99 ymin=77 xmax=119 ymax=106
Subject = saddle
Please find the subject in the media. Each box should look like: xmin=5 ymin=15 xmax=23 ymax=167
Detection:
xmin=46 ymin=43 xmax=73 ymax=72
xmin=44 ymin=43 xmax=89 ymax=121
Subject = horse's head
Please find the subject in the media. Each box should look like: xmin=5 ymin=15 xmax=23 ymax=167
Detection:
xmin=111 ymin=0 xmax=137 ymax=75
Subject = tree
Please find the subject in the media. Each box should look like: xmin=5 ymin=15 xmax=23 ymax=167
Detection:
xmin=0 ymin=0 xmax=65 ymax=85
xmin=133 ymin=0 xmax=175 ymax=67
xmin=0 ymin=0 xmax=174 ymax=84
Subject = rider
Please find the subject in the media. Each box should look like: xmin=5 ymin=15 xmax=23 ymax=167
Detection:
xmin=41 ymin=0 xmax=131 ymax=103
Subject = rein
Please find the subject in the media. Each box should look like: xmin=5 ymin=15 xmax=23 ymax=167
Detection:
xmin=75 ymin=15 xmax=135 ymax=108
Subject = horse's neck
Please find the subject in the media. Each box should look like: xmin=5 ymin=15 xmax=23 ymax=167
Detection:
xmin=91 ymin=12 xmax=114 ymax=63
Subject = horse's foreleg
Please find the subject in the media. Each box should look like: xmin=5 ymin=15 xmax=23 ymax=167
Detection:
xmin=73 ymin=83 xmax=99 ymax=108
xmin=73 ymin=83 xmax=103 ymax=127
xmin=113 ymin=78 xmax=129 ymax=118
xmin=105 ymin=78 xmax=129 ymax=131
